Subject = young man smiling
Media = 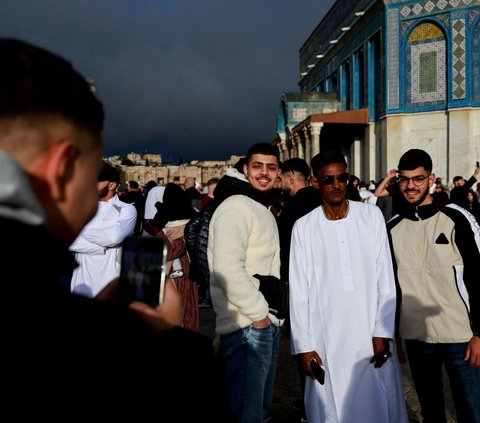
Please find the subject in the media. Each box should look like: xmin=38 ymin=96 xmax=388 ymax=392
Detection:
xmin=387 ymin=149 xmax=480 ymax=423
xmin=208 ymin=142 xmax=283 ymax=423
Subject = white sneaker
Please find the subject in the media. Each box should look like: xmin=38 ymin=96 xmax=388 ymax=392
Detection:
xmin=170 ymin=270 xmax=184 ymax=279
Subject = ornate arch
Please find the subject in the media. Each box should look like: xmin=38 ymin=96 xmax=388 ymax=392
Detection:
xmin=405 ymin=21 xmax=447 ymax=111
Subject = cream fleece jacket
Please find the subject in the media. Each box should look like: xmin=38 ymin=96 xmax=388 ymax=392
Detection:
xmin=208 ymin=194 xmax=282 ymax=335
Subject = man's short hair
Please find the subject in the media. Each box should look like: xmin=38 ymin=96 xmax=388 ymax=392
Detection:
xmin=311 ymin=150 xmax=347 ymax=175
xmin=453 ymin=176 xmax=463 ymax=183
xmin=98 ymin=161 xmax=120 ymax=183
xmin=280 ymin=158 xmax=311 ymax=180
xmin=397 ymin=149 xmax=433 ymax=172
xmin=246 ymin=143 xmax=279 ymax=163
xmin=128 ymin=180 xmax=139 ymax=189
xmin=234 ymin=157 xmax=247 ymax=173
xmin=207 ymin=177 xmax=219 ymax=186
xmin=0 ymin=37 xmax=104 ymax=136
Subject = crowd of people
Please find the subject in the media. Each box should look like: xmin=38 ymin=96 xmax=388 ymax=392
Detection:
xmin=2 ymin=37 xmax=479 ymax=423
xmin=341 ymin=168 xmax=480 ymax=224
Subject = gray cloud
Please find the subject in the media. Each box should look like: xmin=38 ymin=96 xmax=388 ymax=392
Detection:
xmin=1 ymin=0 xmax=335 ymax=162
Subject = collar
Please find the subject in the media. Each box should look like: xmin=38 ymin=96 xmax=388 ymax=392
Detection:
xmin=399 ymin=200 xmax=440 ymax=221
xmin=247 ymin=186 xmax=271 ymax=208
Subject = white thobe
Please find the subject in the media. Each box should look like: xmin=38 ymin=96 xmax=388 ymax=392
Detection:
xmin=289 ymin=201 xmax=408 ymax=423
xmin=70 ymin=194 xmax=137 ymax=297
xmin=144 ymin=185 xmax=165 ymax=219
xmin=142 ymin=185 xmax=166 ymax=237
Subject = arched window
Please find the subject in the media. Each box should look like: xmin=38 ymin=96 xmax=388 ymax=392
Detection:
xmin=406 ymin=22 xmax=447 ymax=110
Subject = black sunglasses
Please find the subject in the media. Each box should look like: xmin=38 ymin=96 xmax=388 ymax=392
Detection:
xmin=319 ymin=173 xmax=349 ymax=185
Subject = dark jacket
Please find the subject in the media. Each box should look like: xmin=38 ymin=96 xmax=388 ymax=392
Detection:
xmin=466 ymin=197 xmax=480 ymax=224
xmin=276 ymin=186 xmax=322 ymax=281
xmin=185 ymin=186 xmax=204 ymax=210
xmin=450 ymin=176 xmax=477 ymax=209
xmin=1 ymin=217 xmax=231 ymax=421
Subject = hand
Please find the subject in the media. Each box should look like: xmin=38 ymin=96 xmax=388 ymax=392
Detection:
xmin=298 ymin=351 xmax=323 ymax=380
xmin=252 ymin=315 xmax=270 ymax=329
xmin=474 ymin=166 xmax=480 ymax=179
xmin=370 ymin=337 xmax=392 ymax=368
xmin=143 ymin=219 xmax=162 ymax=236
xmin=374 ymin=169 xmax=397 ymax=198
xmin=128 ymin=278 xmax=184 ymax=331
xmin=94 ymin=278 xmax=183 ymax=331
xmin=464 ymin=335 xmax=480 ymax=368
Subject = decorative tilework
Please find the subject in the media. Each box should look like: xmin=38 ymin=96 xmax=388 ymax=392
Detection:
xmin=410 ymin=40 xmax=446 ymax=103
xmin=388 ymin=9 xmax=400 ymax=109
xmin=469 ymin=8 xmax=480 ymax=24
xmin=420 ymin=51 xmax=438 ymax=92
xmin=401 ymin=0 xmax=480 ymax=18
xmin=475 ymin=23 xmax=480 ymax=101
xmin=402 ymin=20 xmax=417 ymax=37
xmin=452 ymin=18 xmax=466 ymax=99
xmin=425 ymin=1 xmax=436 ymax=13
xmin=402 ymin=14 xmax=450 ymax=37
xmin=413 ymin=3 xmax=424 ymax=14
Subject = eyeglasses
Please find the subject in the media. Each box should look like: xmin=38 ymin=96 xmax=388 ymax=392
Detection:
xmin=397 ymin=173 xmax=430 ymax=186
xmin=319 ymin=173 xmax=349 ymax=185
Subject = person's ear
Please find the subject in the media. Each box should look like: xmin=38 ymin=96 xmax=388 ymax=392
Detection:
xmin=428 ymin=172 xmax=435 ymax=188
xmin=44 ymin=141 xmax=79 ymax=201
xmin=110 ymin=181 xmax=119 ymax=192
xmin=310 ymin=176 xmax=320 ymax=189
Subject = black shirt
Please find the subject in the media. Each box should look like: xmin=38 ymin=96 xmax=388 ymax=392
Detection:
xmin=1 ymin=218 xmax=231 ymax=421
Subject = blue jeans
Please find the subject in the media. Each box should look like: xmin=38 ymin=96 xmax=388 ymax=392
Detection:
xmin=405 ymin=340 xmax=480 ymax=423
xmin=220 ymin=323 xmax=280 ymax=423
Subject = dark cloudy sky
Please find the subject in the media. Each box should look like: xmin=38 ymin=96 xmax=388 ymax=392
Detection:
xmin=1 ymin=0 xmax=335 ymax=162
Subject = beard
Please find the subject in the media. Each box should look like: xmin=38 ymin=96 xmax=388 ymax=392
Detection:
xmin=403 ymin=186 xmax=430 ymax=207
xmin=98 ymin=185 xmax=109 ymax=199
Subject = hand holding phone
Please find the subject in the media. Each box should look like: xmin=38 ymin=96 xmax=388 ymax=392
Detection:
xmin=118 ymin=236 xmax=168 ymax=308
xmin=311 ymin=359 xmax=325 ymax=385
xmin=128 ymin=279 xmax=184 ymax=331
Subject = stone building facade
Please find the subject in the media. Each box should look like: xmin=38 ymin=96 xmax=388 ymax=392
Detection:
xmin=275 ymin=0 xmax=480 ymax=185
xmin=105 ymin=154 xmax=243 ymax=187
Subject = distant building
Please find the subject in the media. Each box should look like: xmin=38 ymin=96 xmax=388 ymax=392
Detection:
xmin=275 ymin=0 xmax=480 ymax=184
xmin=105 ymin=154 xmax=244 ymax=187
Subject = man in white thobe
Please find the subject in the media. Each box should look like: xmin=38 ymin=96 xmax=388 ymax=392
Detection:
xmin=289 ymin=150 xmax=408 ymax=423
xmin=70 ymin=161 xmax=137 ymax=297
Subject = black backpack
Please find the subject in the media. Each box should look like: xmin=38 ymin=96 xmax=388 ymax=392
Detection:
xmin=184 ymin=200 xmax=218 ymax=290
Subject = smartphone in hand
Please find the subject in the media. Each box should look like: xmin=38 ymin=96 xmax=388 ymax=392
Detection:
xmin=311 ymin=359 xmax=325 ymax=385
xmin=118 ymin=236 xmax=168 ymax=307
